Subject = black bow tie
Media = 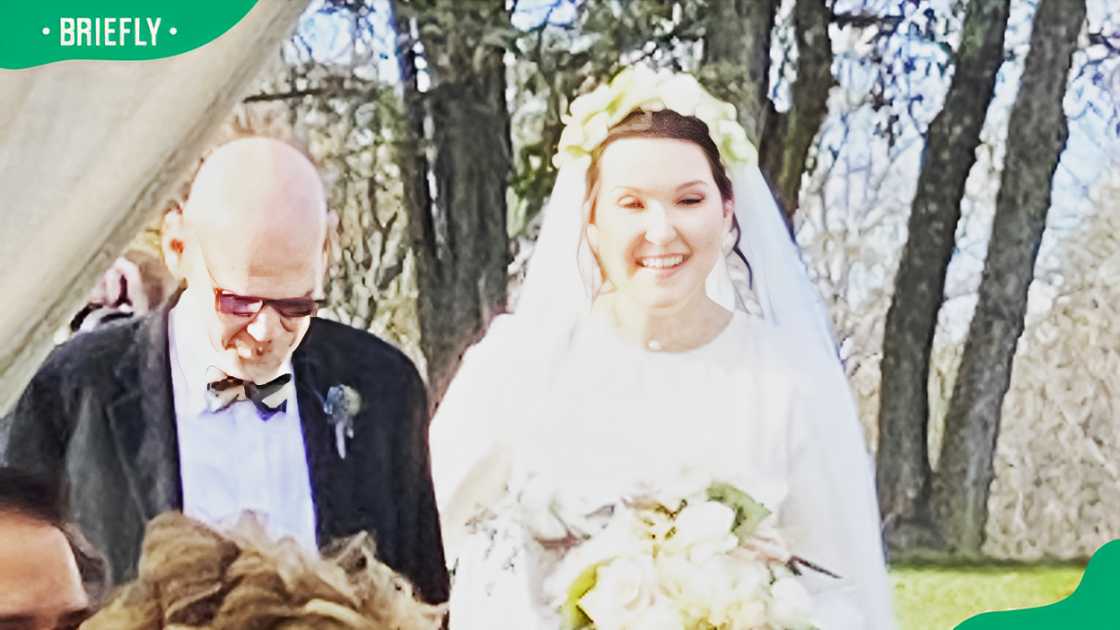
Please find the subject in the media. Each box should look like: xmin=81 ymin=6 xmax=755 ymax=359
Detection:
xmin=205 ymin=367 xmax=292 ymax=420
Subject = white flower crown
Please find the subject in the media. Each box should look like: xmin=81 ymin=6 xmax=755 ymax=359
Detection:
xmin=552 ymin=66 xmax=759 ymax=170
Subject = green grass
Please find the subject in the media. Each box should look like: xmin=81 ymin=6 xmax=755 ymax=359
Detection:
xmin=890 ymin=564 xmax=1085 ymax=629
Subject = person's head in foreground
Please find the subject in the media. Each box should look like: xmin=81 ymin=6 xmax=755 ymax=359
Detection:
xmin=83 ymin=512 xmax=445 ymax=629
xmin=0 ymin=468 xmax=105 ymax=630
xmin=581 ymin=109 xmax=748 ymax=344
xmin=161 ymin=136 xmax=333 ymax=385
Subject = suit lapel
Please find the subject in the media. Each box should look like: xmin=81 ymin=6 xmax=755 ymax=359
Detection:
xmin=104 ymin=313 xmax=357 ymax=544
xmin=106 ymin=304 xmax=182 ymax=521
xmin=293 ymin=321 xmax=353 ymax=546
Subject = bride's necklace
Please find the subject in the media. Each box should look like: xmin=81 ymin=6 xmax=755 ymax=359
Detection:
xmin=606 ymin=301 xmax=732 ymax=353
xmin=642 ymin=331 xmax=703 ymax=353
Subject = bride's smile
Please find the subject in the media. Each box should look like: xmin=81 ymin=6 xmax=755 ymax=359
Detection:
xmin=586 ymin=136 xmax=731 ymax=312
xmin=636 ymin=253 xmax=686 ymax=271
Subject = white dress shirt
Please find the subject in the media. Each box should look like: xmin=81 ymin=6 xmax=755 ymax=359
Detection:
xmin=168 ymin=301 xmax=318 ymax=551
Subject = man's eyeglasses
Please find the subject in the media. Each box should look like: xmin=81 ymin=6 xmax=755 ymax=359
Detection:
xmin=199 ymin=249 xmax=325 ymax=319
xmin=213 ymin=289 xmax=326 ymax=319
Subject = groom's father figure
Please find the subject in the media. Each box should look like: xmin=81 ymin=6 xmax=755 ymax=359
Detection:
xmin=4 ymin=136 xmax=449 ymax=603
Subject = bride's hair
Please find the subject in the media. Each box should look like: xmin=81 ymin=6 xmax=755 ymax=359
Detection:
xmin=581 ymin=109 xmax=751 ymax=287
xmin=82 ymin=512 xmax=445 ymax=630
xmin=584 ymin=109 xmax=734 ymax=205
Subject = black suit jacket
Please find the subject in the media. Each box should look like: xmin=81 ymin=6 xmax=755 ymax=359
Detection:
xmin=3 ymin=304 xmax=449 ymax=604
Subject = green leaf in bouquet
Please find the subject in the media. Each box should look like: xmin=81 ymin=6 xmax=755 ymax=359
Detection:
xmin=561 ymin=562 xmax=602 ymax=630
xmin=707 ymin=482 xmax=771 ymax=541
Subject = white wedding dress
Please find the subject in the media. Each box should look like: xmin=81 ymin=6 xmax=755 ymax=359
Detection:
xmin=431 ymin=75 xmax=895 ymax=627
xmin=432 ymin=309 xmax=895 ymax=629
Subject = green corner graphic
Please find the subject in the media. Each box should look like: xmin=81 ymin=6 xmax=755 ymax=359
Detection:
xmin=956 ymin=540 xmax=1119 ymax=628
xmin=1 ymin=1 xmax=259 ymax=70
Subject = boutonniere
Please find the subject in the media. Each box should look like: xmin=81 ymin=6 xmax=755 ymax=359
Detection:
xmin=323 ymin=384 xmax=362 ymax=460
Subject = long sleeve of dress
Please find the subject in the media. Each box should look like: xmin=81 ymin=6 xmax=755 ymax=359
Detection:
xmin=779 ymin=345 xmax=898 ymax=630
xmin=429 ymin=316 xmax=522 ymax=562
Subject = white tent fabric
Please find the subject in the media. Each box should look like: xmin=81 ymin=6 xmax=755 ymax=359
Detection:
xmin=0 ymin=1 xmax=310 ymax=415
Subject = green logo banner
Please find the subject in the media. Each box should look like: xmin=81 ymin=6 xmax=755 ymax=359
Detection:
xmin=0 ymin=1 xmax=259 ymax=70
xmin=956 ymin=540 xmax=1118 ymax=628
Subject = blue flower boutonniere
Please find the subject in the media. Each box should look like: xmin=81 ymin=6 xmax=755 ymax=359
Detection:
xmin=324 ymin=384 xmax=362 ymax=460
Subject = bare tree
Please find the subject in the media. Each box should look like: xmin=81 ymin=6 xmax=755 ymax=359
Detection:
xmin=934 ymin=0 xmax=1088 ymax=558
xmin=876 ymin=0 xmax=1011 ymax=558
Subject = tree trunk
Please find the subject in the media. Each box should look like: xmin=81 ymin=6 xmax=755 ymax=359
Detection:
xmin=701 ymin=0 xmax=775 ymax=147
xmin=757 ymin=0 xmax=835 ymax=218
xmin=933 ymin=0 xmax=1086 ymax=559
xmin=702 ymin=0 xmax=832 ymax=219
xmin=391 ymin=0 xmax=511 ymax=408
xmin=876 ymin=0 xmax=1011 ymax=558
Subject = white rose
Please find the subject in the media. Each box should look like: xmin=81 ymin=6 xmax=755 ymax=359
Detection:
xmin=666 ymin=501 xmax=738 ymax=560
xmin=658 ymin=73 xmax=704 ymax=118
xmin=659 ymin=552 xmax=770 ymax=626
xmin=722 ymin=556 xmax=771 ymax=607
xmin=727 ymin=600 xmax=769 ymax=630
xmin=607 ymin=66 xmax=661 ymax=125
xmin=696 ymin=95 xmax=737 ymax=124
xmin=717 ymin=123 xmax=758 ymax=166
xmin=580 ymin=111 xmax=612 ymax=152
xmin=629 ymin=593 xmax=684 ymax=630
xmin=546 ymin=509 xmax=653 ymax=603
xmin=770 ymin=575 xmax=817 ymax=629
xmin=656 ymin=554 xmax=723 ymax=623
xmin=578 ymin=556 xmax=660 ymax=630
xmin=557 ymin=121 xmax=584 ymax=152
xmin=569 ymin=83 xmax=613 ymax=124
xmin=614 ymin=64 xmax=658 ymax=98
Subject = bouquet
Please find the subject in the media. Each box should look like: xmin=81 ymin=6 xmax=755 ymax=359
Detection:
xmin=544 ymin=479 xmax=830 ymax=630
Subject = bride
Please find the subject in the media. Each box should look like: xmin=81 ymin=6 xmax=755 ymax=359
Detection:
xmin=430 ymin=67 xmax=895 ymax=629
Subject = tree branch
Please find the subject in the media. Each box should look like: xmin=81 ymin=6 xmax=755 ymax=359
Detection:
xmin=242 ymin=86 xmax=376 ymax=103
xmin=831 ymin=11 xmax=904 ymax=30
xmin=758 ymin=0 xmax=836 ymax=218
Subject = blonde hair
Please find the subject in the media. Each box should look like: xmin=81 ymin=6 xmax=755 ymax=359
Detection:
xmin=82 ymin=512 xmax=446 ymax=630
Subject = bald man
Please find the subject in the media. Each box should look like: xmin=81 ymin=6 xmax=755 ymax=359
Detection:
xmin=4 ymin=137 xmax=449 ymax=604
